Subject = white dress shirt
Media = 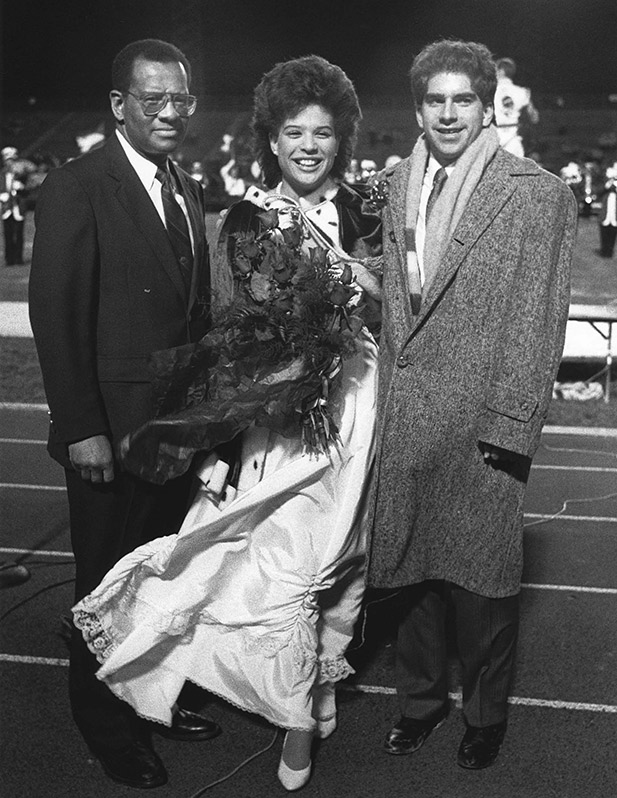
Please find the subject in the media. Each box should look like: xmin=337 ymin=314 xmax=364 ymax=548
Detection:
xmin=115 ymin=130 xmax=195 ymax=252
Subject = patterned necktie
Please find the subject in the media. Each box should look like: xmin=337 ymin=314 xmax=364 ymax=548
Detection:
xmin=156 ymin=165 xmax=193 ymax=291
xmin=425 ymin=166 xmax=448 ymax=224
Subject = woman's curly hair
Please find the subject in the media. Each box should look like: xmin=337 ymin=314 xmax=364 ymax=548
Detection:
xmin=252 ymin=55 xmax=361 ymax=188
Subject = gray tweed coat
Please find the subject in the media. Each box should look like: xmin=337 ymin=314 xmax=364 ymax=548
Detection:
xmin=367 ymin=148 xmax=578 ymax=597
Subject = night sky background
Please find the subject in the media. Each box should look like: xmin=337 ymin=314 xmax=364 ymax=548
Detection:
xmin=2 ymin=0 xmax=617 ymax=110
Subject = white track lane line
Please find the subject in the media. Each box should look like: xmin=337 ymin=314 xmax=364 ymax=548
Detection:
xmin=0 ymin=403 xmax=48 ymax=411
xmin=2 ymin=547 xmax=614 ymax=594
xmin=0 ymin=655 xmax=615 ymax=715
xmin=0 ymin=547 xmax=73 ymax=558
xmin=3 ymin=547 xmax=612 ymax=594
xmin=3 ymin=545 xmax=616 ymax=597
xmin=522 ymin=583 xmax=617 ymax=594
xmin=343 ymin=685 xmax=617 ymax=714
xmin=533 ymin=464 xmax=617 ymax=472
xmin=1 ymin=654 xmax=69 ymax=666
xmin=524 ymin=512 xmax=616 ymax=523
xmin=0 ymin=483 xmax=65 ymax=490
xmin=0 ymin=438 xmax=46 ymax=444
xmin=543 ymin=426 xmax=617 ymax=438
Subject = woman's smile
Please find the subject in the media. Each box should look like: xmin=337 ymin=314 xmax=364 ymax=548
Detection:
xmin=270 ymin=104 xmax=339 ymax=200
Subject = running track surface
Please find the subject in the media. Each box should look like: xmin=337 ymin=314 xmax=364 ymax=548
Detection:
xmin=1 ymin=404 xmax=616 ymax=798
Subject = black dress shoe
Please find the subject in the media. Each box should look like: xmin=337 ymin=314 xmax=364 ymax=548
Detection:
xmin=153 ymin=707 xmax=222 ymax=742
xmin=95 ymin=740 xmax=168 ymax=789
xmin=384 ymin=709 xmax=448 ymax=755
xmin=0 ymin=562 xmax=30 ymax=588
xmin=457 ymin=720 xmax=507 ymax=769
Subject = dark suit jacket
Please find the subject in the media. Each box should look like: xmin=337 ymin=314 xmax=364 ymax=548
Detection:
xmin=29 ymin=133 xmax=211 ymax=467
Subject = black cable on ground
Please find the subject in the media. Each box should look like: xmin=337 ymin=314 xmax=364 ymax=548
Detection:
xmin=0 ymin=577 xmax=75 ymax=624
xmin=186 ymin=729 xmax=280 ymax=797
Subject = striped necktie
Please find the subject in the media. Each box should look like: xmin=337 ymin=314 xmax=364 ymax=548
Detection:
xmin=156 ymin=165 xmax=193 ymax=291
xmin=425 ymin=166 xmax=448 ymax=224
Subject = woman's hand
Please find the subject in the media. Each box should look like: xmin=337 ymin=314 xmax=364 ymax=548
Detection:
xmin=347 ymin=259 xmax=382 ymax=301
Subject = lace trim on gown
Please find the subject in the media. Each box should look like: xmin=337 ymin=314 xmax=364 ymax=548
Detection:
xmin=74 ymin=581 xmax=356 ymax=699
xmin=73 ymin=608 xmax=115 ymax=661
xmin=317 ymin=655 xmax=355 ymax=684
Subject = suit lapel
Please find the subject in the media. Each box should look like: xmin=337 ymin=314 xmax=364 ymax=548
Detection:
xmin=104 ymin=137 xmax=189 ymax=304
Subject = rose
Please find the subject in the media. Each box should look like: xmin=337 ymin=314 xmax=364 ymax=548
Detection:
xmin=237 ymin=236 xmax=260 ymax=260
xmin=257 ymin=208 xmax=279 ymax=229
xmin=328 ymin=283 xmax=354 ymax=306
xmin=281 ymin=224 xmax=303 ymax=248
xmin=340 ymin=263 xmax=354 ymax=285
xmin=233 ymin=252 xmax=252 ymax=275
xmin=249 ymin=271 xmax=272 ymax=302
xmin=254 ymin=325 xmax=275 ymax=341
xmin=273 ymin=290 xmax=294 ymax=312
xmin=272 ymin=264 xmax=294 ymax=284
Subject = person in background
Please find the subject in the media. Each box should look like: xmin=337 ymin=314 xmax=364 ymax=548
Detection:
xmin=494 ymin=57 xmax=539 ymax=157
xmin=367 ymin=39 xmax=576 ymax=772
xmin=0 ymin=146 xmax=30 ymax=265
xmin=29 ymin=39 xmax=218 ymax=790
xmin=598 ymin=162 xmax=617 ymax=257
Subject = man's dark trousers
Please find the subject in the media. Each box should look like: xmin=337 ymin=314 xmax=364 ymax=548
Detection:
xmin=396 ymin=579 xmax=519 ymax=726
xmin=67 ymin=467 xmax=194 ymax=752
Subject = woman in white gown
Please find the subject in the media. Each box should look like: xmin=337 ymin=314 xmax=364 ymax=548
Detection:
xmin=73 ymin=55 xmax=382 ymax=791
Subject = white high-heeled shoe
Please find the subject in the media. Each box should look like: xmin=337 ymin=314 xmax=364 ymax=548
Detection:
xmin=315 ymin=715 xmax=337 ymax=740
xmin=277 ymin=756 xmax=312 ymax=791
xmin=313 ymin=683 xmax=337 ymax=739
xmin=277 ymin=732 xmax=312 ymax=791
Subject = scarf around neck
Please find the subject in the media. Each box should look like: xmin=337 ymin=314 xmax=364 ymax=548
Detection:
xmin=405 ymin=125 xmax=500 ymax=306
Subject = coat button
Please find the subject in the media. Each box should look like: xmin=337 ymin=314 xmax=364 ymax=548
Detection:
xmin=389 ymin=230 xmax=396 ymax=242
xmin=397 ymin=355 xmax=409 ymax=368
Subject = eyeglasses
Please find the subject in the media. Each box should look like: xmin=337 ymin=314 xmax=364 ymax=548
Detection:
xmin=125 ymin=91 xmax=197 ymax=117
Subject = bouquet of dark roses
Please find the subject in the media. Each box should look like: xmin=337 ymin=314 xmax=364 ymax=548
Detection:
xmin=119 ymin=205 xmax=367 ymax=484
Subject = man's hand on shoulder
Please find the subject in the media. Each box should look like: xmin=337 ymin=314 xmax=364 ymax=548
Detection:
xmin=68 ymin=435 xmax=115 ymax=483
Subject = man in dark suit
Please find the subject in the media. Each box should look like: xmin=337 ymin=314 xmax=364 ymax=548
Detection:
xmin=29 ymin=39 xmax=219 ymax=789
xmin=367 ymin=40 xmax=576 ymax=771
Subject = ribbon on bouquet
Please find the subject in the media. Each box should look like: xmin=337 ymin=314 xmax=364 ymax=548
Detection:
xmin=243 ymin=185 xmax=356 ymax=276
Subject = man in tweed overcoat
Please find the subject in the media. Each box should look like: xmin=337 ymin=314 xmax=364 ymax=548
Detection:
xmin=367 ymin=40 xmax=577 ymax=769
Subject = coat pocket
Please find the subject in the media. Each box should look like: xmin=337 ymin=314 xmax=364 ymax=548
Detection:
xmin=485 ymin=381 xmax=537 ymax=422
